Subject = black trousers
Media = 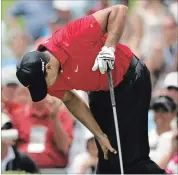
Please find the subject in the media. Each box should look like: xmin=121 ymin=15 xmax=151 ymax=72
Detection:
xmin=88 ymin=56 xmax=166 ymax=174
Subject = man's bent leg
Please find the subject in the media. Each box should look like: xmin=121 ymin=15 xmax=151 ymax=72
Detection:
xmin=89 ymin=57 xmax=167 ymax=174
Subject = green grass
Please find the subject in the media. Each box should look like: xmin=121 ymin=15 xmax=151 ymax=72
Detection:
xmin=1 ymin=0 xmax=16 ymax=20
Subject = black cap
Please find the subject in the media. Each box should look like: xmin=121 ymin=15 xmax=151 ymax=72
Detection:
xmin=150 ymin=96 xmax=177 ymax=113
xmin=16 ymin=51 xmax=48 ymax=102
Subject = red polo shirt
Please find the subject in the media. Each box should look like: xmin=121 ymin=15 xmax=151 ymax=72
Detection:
xmin=10 ymin=106 xmax=73 ymax=168
xmin=38 ymin=15 xmax=133 ymax=99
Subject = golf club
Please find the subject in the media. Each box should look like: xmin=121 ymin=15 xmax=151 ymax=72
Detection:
xmin=107 ymin=70 xmax=124 ymax=175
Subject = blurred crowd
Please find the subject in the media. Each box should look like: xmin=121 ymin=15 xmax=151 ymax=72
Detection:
xmin=1 ymin=0 xmax=178 ymax=174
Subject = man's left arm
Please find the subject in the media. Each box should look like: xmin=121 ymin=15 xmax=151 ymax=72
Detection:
xmin=93 ymin=5 xmax=128 ymax=49
xmin=92 ymin=5 xmax=128 ymax=74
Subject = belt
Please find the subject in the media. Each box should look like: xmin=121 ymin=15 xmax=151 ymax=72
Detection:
xmin=124 ymin=55 xmax=139 ymax=79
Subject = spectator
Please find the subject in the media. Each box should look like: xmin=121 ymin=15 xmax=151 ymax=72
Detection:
xmin=1 ymin=113 xmax=39 ymax=174
xmin=164 ymin=72 xmax=178 ymax=105
xmin=154 ymin=124 xmax=178 ymax=168
xmin=67 ymin=130 xmax=98 ymax=174
xmin=52 ymin=1 xmax=72 ymax=21
xmin=157 ymin=129 xmax=178 ymax=174
xmin=10 ymin=95 xmax=73 ymax=168
xmin=1 ymin=66 xmax=24 ymax=115
xmin=53 ymin=0 xmax=91 ymax=19
xmin=148 ymin=71 xmax=178 ymax=134
xmin=166 ymin=153 xmax=178 ymax=174
xmin=7 ymin=0 xmax=53 ymax=41
xmin=33 ymin=10 xmax=70 ymax=51
xmin=2 ymin=30 xmax=32 ymax=68
xmin=168 ymin=0 xmax=178 ymax=23
xmin=2 ymin=20 xmax=6 ymax=43
xmin=130 ymin=0 xmax=168 ymax=59
xmin=144 ymin=40 xmax=165 ymax=88
xmin=2 ymin=20 xmax=13 ymax=61
xmin=49 ymin=10 xmax=71 ymax=35
xmin=162 ymin=16 xmax=177 ymax=73
xmin=87 ymin=0 xmax=110 ymax=15
xmin=9 ymin=30 xmax=31 ymax=60
xmin=149 ymin=96 xmax=177 ymax=161
xmin=149 ymin=72 xmax=178 ymax=165
xmin=13 ymin=86 xmax=32 ymax=109
xmin=163 ymin=72 xmax=178 ymax=143
xmin=145 ymin=16 xmax=177 ymax=88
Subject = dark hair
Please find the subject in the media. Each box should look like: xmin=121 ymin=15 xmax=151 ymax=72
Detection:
xmin=6 ymin=83 xmax=19 ymax=87
xmin=167 ymin=86 xmax=178 ymax=91
xmin=150 ymin=96 xmax=177 ymax=113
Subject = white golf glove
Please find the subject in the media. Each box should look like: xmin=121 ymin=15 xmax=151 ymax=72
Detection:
xmin=92 ymin=46 xmax=116 ymax=74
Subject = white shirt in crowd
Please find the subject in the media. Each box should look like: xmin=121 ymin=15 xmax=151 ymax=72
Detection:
xmin=149 ymin=129 xmax=160 ymax=161
xmin=67 ymin=152 xmax=94 ymax=174
xmin=149 ymin=129 xmax=175 ymax=163
xmin=155 ymin=131 xmax=174 ymax=163
xmin=68 ymin=121 xmax=90 ymax=165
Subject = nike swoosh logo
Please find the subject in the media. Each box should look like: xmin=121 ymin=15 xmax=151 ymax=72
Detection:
xmin=74 ymin=65 xmax=79 ymax=72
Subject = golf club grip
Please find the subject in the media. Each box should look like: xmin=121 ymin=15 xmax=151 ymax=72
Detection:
xmin=107 ymin=70 xmax=116 ymax=107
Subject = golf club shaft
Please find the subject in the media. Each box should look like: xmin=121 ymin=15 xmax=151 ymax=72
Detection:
xmin=107 ymin=70 xmax=124 ymax=175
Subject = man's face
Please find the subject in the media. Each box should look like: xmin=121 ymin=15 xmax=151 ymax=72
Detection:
xmin=32 ymin=95 xmax=54 ymax=116
xmin=162 ymin=17 xmax=177 ymax=44
xmin=45 ymin=52 xmax=60 ymax=86
xmin=87 ymin=138 xmax=98 ymax=157
xmin=2 ymin=84 xmax=19 ymax=103
xmin=154 ymin=111 xmax=174 ymax=128
xmin=166 ymin=87 xmax=178 ymax=105
xmin=10 ymin=35 xmax=28 ymax=59
xmin=14 ymin=87 xmax=31 ymax=106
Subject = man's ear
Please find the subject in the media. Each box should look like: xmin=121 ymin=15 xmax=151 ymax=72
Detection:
xmin=45 ymin=63 xmax=51 ymax=71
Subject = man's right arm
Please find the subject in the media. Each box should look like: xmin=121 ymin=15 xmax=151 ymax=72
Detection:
xmin=92 ymin=4 xmax=128 ymax=49
xmin=62 ymin=90 xmax=103 ymax=138
xmin=62 ymin=90 xmax=117 ymax=159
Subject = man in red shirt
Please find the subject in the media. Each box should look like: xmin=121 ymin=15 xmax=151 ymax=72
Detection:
xmin=16 ymin=5 xmax=166 ymax=174
xmin=10 ymin=96 xmax=73 ymax=168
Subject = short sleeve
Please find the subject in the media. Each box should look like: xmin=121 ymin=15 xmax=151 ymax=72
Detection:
xmin=37 ymin=37 xmax=68 ymax=66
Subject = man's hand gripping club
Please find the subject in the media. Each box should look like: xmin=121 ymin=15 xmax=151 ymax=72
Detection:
xmin=92 ymin=46 xmax=115 ymax=74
